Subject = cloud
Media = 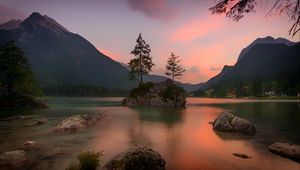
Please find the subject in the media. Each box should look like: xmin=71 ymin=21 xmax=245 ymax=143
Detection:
xmin=188 ymin=66 xmax=200 ymax=73
xmin=127 ymin=0 xmax=177 ymax=21
xmin=209 ymin=67 xmax=221 ymax=71
xmin=0 ymin=5 xmax=25 ymax=23
xmin=170 ymin=15 xmax=225 ymax=42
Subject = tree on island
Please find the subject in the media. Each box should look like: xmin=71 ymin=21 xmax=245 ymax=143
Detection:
xmin=165 ymin=52 xmax=185 ymax=84
xmin=209 ymin=0 xmax=300 ymax=36
xmin=0 ymin=41 xmax=46 ymax=108
xmin=129 ymin=33 xmax=154 ymax=84
xmin=0 ymin=41 xmax=37 ymax=98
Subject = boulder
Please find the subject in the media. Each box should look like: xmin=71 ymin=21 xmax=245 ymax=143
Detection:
xmin=0 ymin=150 xmax=26 ymax=169
xmin=124 ymin=79 xmax=186 ymax=108
xmin=268 ymin=142 xmax=300 ymax=162
xmin=213 ymin=112 xmax=256 ymax=135
xmin=35 ymin=118 xmax=48 ymax=125
xmin=104 ymin=146 xmax=166 ymax=170
xmin=53 ymin=113 xmax=103 ymax=132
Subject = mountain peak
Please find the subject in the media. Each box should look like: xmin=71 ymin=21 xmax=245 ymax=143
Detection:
xmin=0 ymin=19 xmax=22 ymax=30
xmin=237 ymin=36 xmax=297 ymax=62
xmin=20 ymin=12 xmax=69 ymax=34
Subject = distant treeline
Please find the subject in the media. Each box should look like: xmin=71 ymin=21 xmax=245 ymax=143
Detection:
xmin=43 ymin=85 xmax=129 ymax=97
xmin=194 ymin=77 xmax=300 ymax=98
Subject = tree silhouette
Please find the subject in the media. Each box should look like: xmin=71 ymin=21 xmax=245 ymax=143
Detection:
xmin=209 ymin=0 xmax=300 ymax=36
xmin=165 ymin=52 xmax=185 ymax=84
xmin=129 ymin=33 xmax=154 ymax=84
xmin=0 ymin=41 xmax=36 ymax=98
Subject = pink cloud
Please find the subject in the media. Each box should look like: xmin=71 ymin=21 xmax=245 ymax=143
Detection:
xmin=0 ymin=5 xmax=25 ymax=23
xmin=127 ymin=0 xmax=178 ymax=21
xmin=171 ymin=15 xmax=225 ymax=42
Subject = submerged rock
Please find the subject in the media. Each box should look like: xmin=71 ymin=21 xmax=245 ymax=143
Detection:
xmin=2 ymin=115 xmax=33 ymax=121
xmin=0 ymin=150 xmax=27 ymax=169
xmin=19 ymin=141 xmax=39 ymax=150
xmin=35 ymin=118 xmax=48 ymax=125
xmin=213 ymin=112 xmax=256 ymax=135
xmin=104 ymin=146 xmax=166 ymax=170
xmin=53 ymin=113 xmax=103 ymax=132
xmin=233 ymin=153 xmax=252 ymax=159
xmin=123 ymin=79 xmax=186 ymax=108
xmin=268 ymin=142 xmax=300 ymax=162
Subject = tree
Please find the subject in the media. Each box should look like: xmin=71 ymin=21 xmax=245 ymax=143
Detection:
xmin=0 ymin=41 xmax=36 ymax=98
xmin=129 ymin=33 xmax=154 ymax=84
xmin=209 ymin=0 xmax=300 ymax=36
xmin=165 ymin=52 xmax=185 ymax=84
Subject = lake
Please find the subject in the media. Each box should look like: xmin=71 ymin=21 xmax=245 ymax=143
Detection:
xmin=0 ymin=97 xmax=299 ymax=170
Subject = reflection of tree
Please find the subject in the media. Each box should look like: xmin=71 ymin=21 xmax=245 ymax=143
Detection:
xmin=133 ymin=107 xmax=184 ymax=126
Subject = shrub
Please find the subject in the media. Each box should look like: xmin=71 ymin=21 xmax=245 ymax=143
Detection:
xmin=66 ymin=151 xmax=103 ymax=170
xmin=129 ymin=82 xmax=154 ymax=98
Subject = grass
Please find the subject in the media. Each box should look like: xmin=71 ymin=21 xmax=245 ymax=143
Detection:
xmin=66 ymin=151 xmax=103 ymax=170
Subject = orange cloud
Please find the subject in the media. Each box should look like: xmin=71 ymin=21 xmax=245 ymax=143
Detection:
xmin=171 ymin=15 xmax=225 ymax=43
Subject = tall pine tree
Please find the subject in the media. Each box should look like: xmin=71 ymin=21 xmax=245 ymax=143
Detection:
xmin=165 ymin=52 xmax=185 ymax=84
xmin=129 ymin=33 xmax=154 ymax=84
xmin=0 ymin=41 xmax=37 ymax=98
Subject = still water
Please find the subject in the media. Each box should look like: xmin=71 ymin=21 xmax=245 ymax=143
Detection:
xmin=0 ymin=97 xmax=299 ymax=170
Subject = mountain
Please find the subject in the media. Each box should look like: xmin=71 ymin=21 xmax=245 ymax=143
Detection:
xmin=0 ymin=19 xmax=22 ymax=30
xmin=120 ymin=63 xmax=203 ymax=92
xmin=237 ymin=36 xmax=298 ymax=62
xmin=196 ymin=37 xmax=300 ymax=95
xmin=0 ymin=12 xmax=133 ymax=90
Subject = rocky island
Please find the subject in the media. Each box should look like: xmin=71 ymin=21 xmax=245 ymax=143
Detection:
xmin=122 ymin=80 xmax=186 ymax=108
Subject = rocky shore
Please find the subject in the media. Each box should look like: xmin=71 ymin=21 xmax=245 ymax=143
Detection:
xmin=123 ymin=80 xmax=186 ymax=108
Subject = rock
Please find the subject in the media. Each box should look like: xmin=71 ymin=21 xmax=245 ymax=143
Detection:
xmin=268 ymin=142 xmax=300 ymax=162
xmin=124 ymin=79 xmax=186 ymax=108
xmin=213 ymin=112 xmax=256 ymax=135
xmin=53 ymin=113 xmax=103 ymax=132
xmin=233 ymin=153 xmax=252 ymax=159
xmin=0 ymin=150 xmax=27 ymax=169
xmin=35 ymin=118 xmax=48 ymax=125
xmin=19 ymin=141 xmax=39 ymax=150
xmin=2 ymin=115 xmax=33 ymax=121
xmin=104 ymin=146 xmax=166 ymax=170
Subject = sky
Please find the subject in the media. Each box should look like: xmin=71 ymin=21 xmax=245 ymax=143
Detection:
xmin=0 ymin=0 xmax=298 ymax=84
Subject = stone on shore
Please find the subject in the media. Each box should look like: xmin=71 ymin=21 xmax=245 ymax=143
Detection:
xmin=53 ymin=113 xmax=103 ymax=132
xmin=0 ymin=150 xmax=27 ymax=169
xmin=35 ymin=118 xmax=48 ymax=125
xmin=268 ymin=142 xmax=300 ymax=162
xmin=104 ymin=146 xmax=166 ymax=170
xmin=213 ymin=112 xmax=256 ymax=135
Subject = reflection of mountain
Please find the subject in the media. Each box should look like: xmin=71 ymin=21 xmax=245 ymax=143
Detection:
xmin=132 ymin=107 xmax=184 ymax=126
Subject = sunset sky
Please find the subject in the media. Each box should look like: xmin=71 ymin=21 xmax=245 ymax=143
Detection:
xmin=0 ymin=0 xmax=298 ymax=84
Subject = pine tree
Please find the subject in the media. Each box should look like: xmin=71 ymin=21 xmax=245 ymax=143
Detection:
xmin=165 ymin=52 xmax=185 ymax=84
xmin=129 ymin=33 xmax=154 ymax=84
xmin=0 ymin=41 xmax=37 ymax=98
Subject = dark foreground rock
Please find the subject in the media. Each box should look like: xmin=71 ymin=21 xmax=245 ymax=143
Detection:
xmin=123 ymin=79 xmax=186 ymax=108
xmin=268 ymin=142 xmax=300 ymax=162
xmin=53 ymin=113 xmax=103 ymax=132
xmin=0 ymin=94 xmax=49 ymax=109
xmin=213 ymin=112 xmax=256 ymax=135
xmin=0 ymin=150 xmax=27 ymax=169
xmin=104 ymin=146 xmax=166 ymax=170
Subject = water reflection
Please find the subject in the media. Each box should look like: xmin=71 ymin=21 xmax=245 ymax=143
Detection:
xmin=0 ymin=98 xmax=299 ymax=170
